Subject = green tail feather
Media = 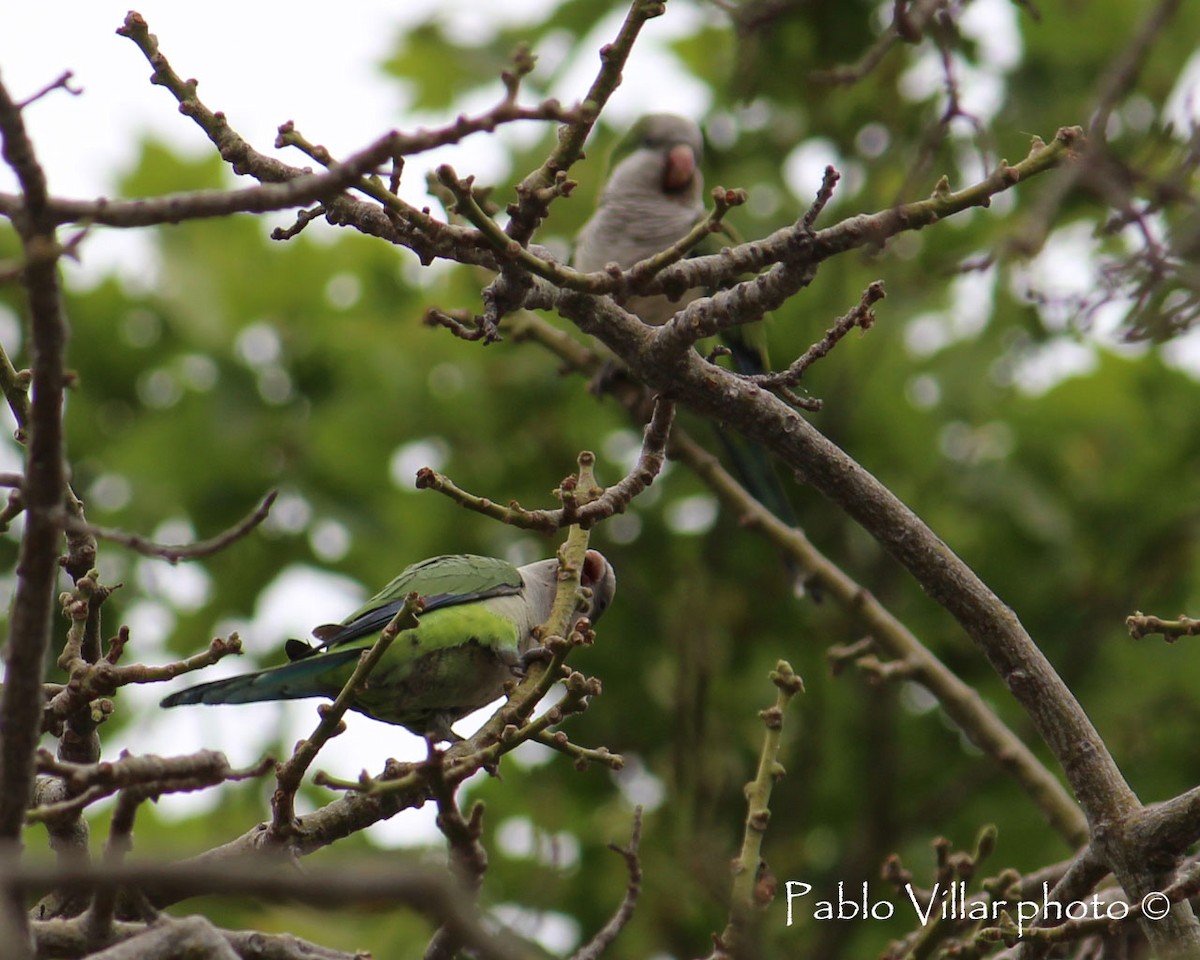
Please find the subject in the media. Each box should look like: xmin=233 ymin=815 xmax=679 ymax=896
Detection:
xmin=160 ymin=648 xmax=360 ymax=708
xmin=719 ymin=330 xmax=799 ymax=530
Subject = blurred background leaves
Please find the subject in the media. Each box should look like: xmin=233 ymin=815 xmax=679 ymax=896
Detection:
xmin=4 ymin=0 xmax=1200 ymax=956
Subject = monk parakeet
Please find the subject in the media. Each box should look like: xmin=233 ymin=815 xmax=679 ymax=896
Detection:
xmin=574 ymin=113 xmax=710 ymax=326
xmin=161 ymin=551 xmax=616 ymax=741
xmin=574 ymin=113 xmax=798 ymax=532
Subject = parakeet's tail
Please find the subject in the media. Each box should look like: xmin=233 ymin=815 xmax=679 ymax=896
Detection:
xmin=716 ymin=333 xmax=800 ymax=532
xmin=160 ymin=648 xmax=360 ymax=708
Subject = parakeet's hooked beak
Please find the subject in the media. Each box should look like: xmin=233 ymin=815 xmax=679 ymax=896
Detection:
xmin=663 ymin=143 xmax=697 ymax=193
xmin=581 ymin=549 xmax=617 ymax=622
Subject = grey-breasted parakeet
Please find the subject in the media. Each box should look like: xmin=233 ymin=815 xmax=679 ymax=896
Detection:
xmin=161 ymin=551 xmax=616 ymax=740
xmin=574 ymin=113 xmax=798 ymax=533
xmin=574 ymin=113 xmax=710 ymax=325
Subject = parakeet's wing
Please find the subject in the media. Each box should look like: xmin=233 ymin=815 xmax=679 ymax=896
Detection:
xmin=299 ymin=554 xmax=524 ymax=655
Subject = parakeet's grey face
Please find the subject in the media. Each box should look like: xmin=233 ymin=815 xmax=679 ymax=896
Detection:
xmin=621 ymin=113 xmax=705 ymax=198
xmin=593 ymin=113 xmax=705 ymax=213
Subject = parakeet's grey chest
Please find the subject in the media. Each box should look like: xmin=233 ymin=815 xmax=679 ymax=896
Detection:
xmin=575 ymin=190 xmax=705 ymax=326
xmin=575 ymin=191 xmax=703 ymax=273
xmin=574 ymin=132 xmax=707 ymax=326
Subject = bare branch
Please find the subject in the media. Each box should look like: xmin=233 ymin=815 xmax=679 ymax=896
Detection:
xmin=568 ymin=808 xmax=644 ymax=960
xmin=717 ymin=662 xmax=803 ymax=957
xmin=44 ymin=633 xmax=245 ymax=735
xmin=509 ymin=310 xmax=1090 ymax=845
xmin=0 ymin=132 xmax=406 ymax=228
xmin=56 ymin=490 xmax=276 ymax=564
xmin=750 ymin=281 xmax=884 ymax=394
xmin=270 ymin=594 xmax=422 ymax=839
xmin=0 ymin=68 xmax=72 ymax=952
xmin=29 ymin=749 xmax=272 ymax=825
xmin=809 ymin=0 xmax=946 ymax=85
xmin=1127 ymin=612 xmax=1200 ymax=642
xmin=504 ymin=0 xmax=667 ymax=245
xmin=8 ymin=856 xmax=535 ymax=960
xmin=416 ymin=402 xmax=674 ymax=530
xmin=14 ymin=71 xmax=83 ymax=110
xmin=423 ymin=755 xmax=488 ymax=960
xmin=532 ymin=730 xmax=624 ymax=770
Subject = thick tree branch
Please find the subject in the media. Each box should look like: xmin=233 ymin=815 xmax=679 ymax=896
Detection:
xmin=541 ymin=247 xmax=1200 ymax=955
xmin=0 ymin=70 xmax=71 ymax=955
xmin=6 ymin=856 xmax=536 ymax=960
xmin=508 ymin=312 xmax=1090 ymax=845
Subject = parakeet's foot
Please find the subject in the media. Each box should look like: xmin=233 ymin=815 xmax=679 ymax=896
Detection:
xmin=423 ymin=714 xmax=464 ymax=744
xmin=511 ymin=645 xmax=553 ymax=678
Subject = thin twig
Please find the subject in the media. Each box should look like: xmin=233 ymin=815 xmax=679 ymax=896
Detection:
xmin=750 ymin=281 xmax=884 ymax=390
xmin=56 ymin=490 xmax=276 ymax=564
xmin=15 ymin=71 xmax=82 ymax=109
xmin=1126 ymin=612 xmax=1200 ymax=642
xmin=568 ymin=808 xmax=644 ymax=960
xmin=416 ymin=401 xmax=673 ymax=530
xmin=718 ymin=662 xmax=803 ymax=957
xmin=270 ymin=593 xmax=422 ymax=837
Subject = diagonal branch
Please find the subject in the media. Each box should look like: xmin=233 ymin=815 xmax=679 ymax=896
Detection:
xmin=509 ymin=310 xmax=1090 ymax=844
xmin=270 ymin=594 xmax=422 ymax=839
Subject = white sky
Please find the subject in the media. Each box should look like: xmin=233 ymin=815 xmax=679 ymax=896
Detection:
xmin=0 ymin=0 xmax=709 ymax=284
xmin=0 ymin=0 xmax=706 ymax=192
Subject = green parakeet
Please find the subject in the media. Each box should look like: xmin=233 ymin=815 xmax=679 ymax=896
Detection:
xmin=574 ymin=113 xmax=799 ymax=533
xmin=161 ymin=551 xmax=616 ymax=741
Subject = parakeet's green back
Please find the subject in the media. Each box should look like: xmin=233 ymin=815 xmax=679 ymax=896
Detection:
xmin=344 ymin=554 xmax=522 ymax=623
xmin=310 ymin=554 xmax=524 ymax=651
